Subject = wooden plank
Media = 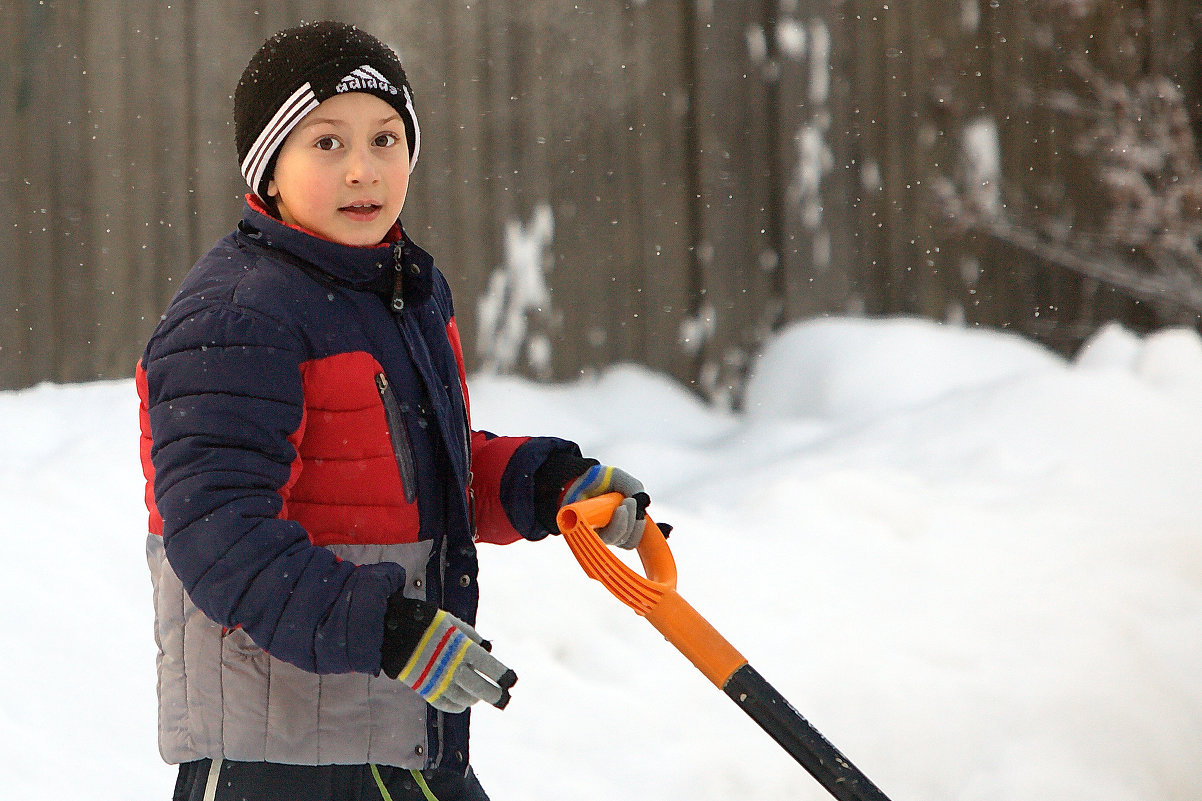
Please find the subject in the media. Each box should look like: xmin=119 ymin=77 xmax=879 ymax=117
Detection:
xmin=819 ymin=0 xmax=860 ymax=318
xmin=434 ymin=0 xmax=494 ymax=370
xmin=689 ymin=0 xmax=776 ymax=403
xmin=93 ymin=1 xmax=155 ymax=380
xmin=191 ymin=1 xmax=261 ymax=255
xmin=48 ymin=0 xmax=92 ymax=381
xmin=259 ymin=1 xmax=307 ymax=36
xmin=879 ymin=1 xmax=919 ymax=313
xmin=0 ymin=0 xmax=30 ymax=387
xmin=14 ymin=0 xmax=59 ymax=383
xmin=43 ymin=0 xmax=75 ymax=378
xmin=954 ymin=0 xmax=1012 ymax=334
xmin=483 ymin=0 xmax=519 ymax=230
xmin=144 ymin=0 xmax=195 ymax=318
xmin=524 ymin=0 xmax=564 ymax=377
xmin=915 ymin=0 xmax=980 ymax=327
xmin=344 ymin=1 xmax=489 ymax=367
xmin=467 ymin=0 xmax=528 ymax=372
xmin=779 ymin=0 xmax=855 ymax=323
xmin=81 ymin=0 xmax=129 ymax=380
xmin=897 ymin=0 xmax=946 ymax=319
xmin=844 ymin=0 xmax=889 ymax=315
xmin=533 ymin=0 xmax=634 ymax=378
xmin=101 ymin=0 xmax=197 ymax=375
xmin=626 ymin=0 xmax=694 ymax=386
xmin=1164 ymin=0 xmax=1202 ymax=142
xmin=466 ymin=1 xmax=632 ymax=378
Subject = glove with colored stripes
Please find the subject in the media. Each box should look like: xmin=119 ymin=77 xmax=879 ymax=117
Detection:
xmin=381 ymin=595 xmax=517 ymax=713
xmin=561 ymin=463 xmax=649 ymax=550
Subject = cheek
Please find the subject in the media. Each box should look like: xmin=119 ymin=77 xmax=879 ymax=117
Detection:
xmin=282 ymin=171 xmax=333 ymax=211
xmin=390 ymin=167 xmax=411 ymax=203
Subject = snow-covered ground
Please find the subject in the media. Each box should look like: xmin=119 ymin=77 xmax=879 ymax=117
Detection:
xmin=2 ymin=316 xmax=1200 ymax=800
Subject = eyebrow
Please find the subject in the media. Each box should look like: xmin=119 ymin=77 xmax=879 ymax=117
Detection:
xmin=300 ymin=113 xmax=402 ymax=129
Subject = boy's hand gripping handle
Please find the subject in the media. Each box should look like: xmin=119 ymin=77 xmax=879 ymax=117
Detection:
xmin=556 ymin=493 xmax=747 ymax=689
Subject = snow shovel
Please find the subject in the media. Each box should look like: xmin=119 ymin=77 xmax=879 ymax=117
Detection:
xmin=556 ymin=493 xmax=894 ymax=801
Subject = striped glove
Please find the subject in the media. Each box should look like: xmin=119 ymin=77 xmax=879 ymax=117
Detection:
xmin=561 ymin=464 xmax=649 ymax=549
xmin=381 ymin=596 xmax=517 ymax=713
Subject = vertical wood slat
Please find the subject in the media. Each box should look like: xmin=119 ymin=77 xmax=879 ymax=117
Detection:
xmin=961 ymin=0 xmax=1009 ymax=334
xmin=122 ymin=5 xmax=159 ymax=375
xmin=501 ymin=1 xmax=562 ymax=379
xmin=94 ymin=1 xmax=145 ymax=379
xmin=879 ymin=1 xmax=909 ymax=311
xmin=544 ymin=1 xmax=632 ymax=376
xmin=441 ymin=0 xmax=493 ymax=350
xmin=14 ymin=0 xmax=59 ymax=383
xmin=779 ymin=0 xmax=855 ymax=323
xmin=418 ymin=0 xmax=491 ymax=331
xmin=46 ymin=2 xmax=87 ymax=381
xmin=627 ymin=0 xmax=693 ymax=387
xmin=0 ymin=1 xmax=22 ymax=386
xmin=918 ymin=0 xmax=975 ymax=327
xmin=689 ymin=0 xmax=778 ymax=402
xmin=900 ymin=0 xmax=945 ymax=321
xmin=191 ymin=1 xmax=258 ymax=257
xmin=847 ymin=0 xmax=889 ymax=316
xmin=144 ymin=1 xmax=193 ymax=328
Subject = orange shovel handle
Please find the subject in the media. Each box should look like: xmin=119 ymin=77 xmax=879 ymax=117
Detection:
xmin=556 ymin=493 xmax=747 ymax=689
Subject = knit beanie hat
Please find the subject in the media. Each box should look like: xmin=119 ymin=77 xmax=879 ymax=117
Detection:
xmin=234 ymin=20 xmax=420 ymax=200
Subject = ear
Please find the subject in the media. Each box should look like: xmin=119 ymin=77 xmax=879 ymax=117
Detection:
xmin=266 ymin=178 xmax=279 ymax=198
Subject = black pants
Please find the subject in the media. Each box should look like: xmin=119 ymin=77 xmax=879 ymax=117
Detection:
xmin=173 ymin=759 xmax=490 ymax=801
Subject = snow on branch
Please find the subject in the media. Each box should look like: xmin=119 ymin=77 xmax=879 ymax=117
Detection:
xmin=936 ymin=39 xmax=1202 ymax=316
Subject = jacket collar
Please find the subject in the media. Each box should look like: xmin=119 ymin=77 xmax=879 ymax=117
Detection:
xmin=236 ymin=195 xmax=434 ymax=303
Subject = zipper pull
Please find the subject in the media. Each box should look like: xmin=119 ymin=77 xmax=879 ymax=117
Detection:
xmin=391 ymin=264 xmax=405 ymax=312
xmin=391 ymin=242 xmax=405 ymax=312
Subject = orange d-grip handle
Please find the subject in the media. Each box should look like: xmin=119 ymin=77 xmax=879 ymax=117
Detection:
xmin=556 ymin=493 xmax=747 ymax=689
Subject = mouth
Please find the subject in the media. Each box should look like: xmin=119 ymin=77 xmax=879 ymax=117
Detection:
xmin=338 ymin=202 xmax=384 ymax=221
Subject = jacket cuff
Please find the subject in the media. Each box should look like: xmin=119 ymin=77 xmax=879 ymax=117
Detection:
xmin=380 ymin=592 xmax=440 ymax=680
xmin=532 ymin=450 xmax=599 ymax=535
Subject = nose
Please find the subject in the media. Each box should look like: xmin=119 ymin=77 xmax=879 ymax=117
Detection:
xmin=345 ymin=146 xmax=380 ymax=185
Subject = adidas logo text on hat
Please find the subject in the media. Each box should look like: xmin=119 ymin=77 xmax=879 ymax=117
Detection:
xmin=336 ymin=65 xmax=400 ymax=96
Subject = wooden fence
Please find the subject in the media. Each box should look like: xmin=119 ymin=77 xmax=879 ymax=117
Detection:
xmin=3 ymin=0 xmax=1200 ymax=400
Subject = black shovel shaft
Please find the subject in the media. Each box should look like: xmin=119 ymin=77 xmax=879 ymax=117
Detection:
xmin=723 ymin=664 xmax=893 ymax=801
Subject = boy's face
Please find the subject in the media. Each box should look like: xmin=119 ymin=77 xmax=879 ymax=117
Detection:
xmin=267 ymin=92 xmax=410 ymax=246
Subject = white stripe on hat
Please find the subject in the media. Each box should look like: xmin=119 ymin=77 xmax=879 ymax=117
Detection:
xmin=240 ymin=81 xmax=320 ymax=193
xmin=358 ymin=64 xmax=392 ymax=85
xmin=402 ymin=85 xmax=420 ymax=172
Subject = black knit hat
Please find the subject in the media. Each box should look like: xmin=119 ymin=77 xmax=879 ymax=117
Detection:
xmin=234 ymin=20 xmax=420 ymax=200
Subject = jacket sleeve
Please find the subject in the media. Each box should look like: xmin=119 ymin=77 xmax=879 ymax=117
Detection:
xmin=144 ymin=299 xmax=403 ymax=676
xmin=472 ymin=431 xmax=580 ymax=544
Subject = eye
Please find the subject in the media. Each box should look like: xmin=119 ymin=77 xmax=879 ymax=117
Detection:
xmin=373 ymin=132 xmax=400 ymax=148
xmin=315 ymin=136 xmax=342 ymax=151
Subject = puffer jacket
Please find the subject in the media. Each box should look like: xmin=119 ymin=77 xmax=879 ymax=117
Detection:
xmin=137 ymin=197 xmax=574 ymax=772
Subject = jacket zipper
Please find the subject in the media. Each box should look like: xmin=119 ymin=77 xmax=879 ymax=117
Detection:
xmin=463 ymin=401 xmax=475 ymax=541
xmin=374 ymin=373 xmax=418 ymax=504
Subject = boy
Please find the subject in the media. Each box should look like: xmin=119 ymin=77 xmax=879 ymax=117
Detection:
xmin=138 ymin=21 xmax=651 ymax=801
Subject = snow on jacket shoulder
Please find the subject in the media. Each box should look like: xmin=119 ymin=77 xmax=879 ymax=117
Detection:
xmin=137 ymin=199 xmax=575 ymax=769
